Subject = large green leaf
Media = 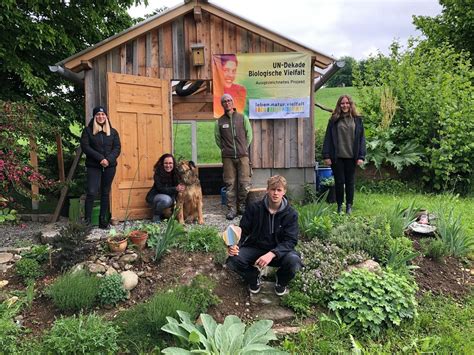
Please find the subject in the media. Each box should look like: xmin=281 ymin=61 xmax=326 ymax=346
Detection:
xmin=242 ymin=319 xmax=275 ymax=346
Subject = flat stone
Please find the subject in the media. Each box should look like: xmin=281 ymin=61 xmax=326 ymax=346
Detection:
xmin=121 ymin=270 xmax=139 ymax=290
xmin=13 ymin=254 xmax=22 ymax=261
xmin=105 ymin=266 xmax=117 ymax=276
xmin=0 ymin=280 xmax=9 ymax=288
xmin=250 ymin=281 xmax=296 ymax=323
xmin=124 ymin=264 xmax=133 ymax=270
xmin=273 ymin=326 xmax=301 ymax=336
xmin=112 ymin=262 xmax=120 ymax=270
xmin=119 ymin=253 xmax=138 ymax=263
xmin=88 ymin=263 xmax=107 ymax=274
xmin=0 ymin=253 xmax=14 ymax=264
xmin=250 ymin=281 xmax=280 ymax=305
xmin=346 ymin=259 xmax=382 ymax=274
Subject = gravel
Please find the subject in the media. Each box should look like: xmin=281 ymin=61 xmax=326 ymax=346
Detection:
xmin=0 ymin=196 xmax=240 ymax=248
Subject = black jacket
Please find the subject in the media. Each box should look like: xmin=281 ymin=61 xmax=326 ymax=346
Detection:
xmin=322 ymin=116 xmax=366 ymax=162
xmin=80 ymin=121 xmax=121 ymax=169
xmin=239 ymin=196 xmax=299 ymax=260
xmin=145 ymin=171 xmax=178 ymax=205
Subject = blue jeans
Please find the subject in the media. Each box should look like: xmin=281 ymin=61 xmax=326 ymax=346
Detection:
xmin=151 ymin=194 xmax=173 ymax=218
xmin=226 ymin=246 xmax=302 ymax=287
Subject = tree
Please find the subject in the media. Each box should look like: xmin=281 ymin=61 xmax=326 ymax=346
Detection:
xmin=0 ymin=0 xmax=147 ymax=147
xmin=326 ymin=56 xmax=357 ymax=87
xmin=413 ymin=0 xmax=474 ymax=62
xmin=354 ymin=40 xmax=474 ymax=193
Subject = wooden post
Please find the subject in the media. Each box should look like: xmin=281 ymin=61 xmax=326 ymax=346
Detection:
xmin=29 ymin=137 xmax=39 ymax=210
xmin=56 ymin=134 xmax=66 ymax=182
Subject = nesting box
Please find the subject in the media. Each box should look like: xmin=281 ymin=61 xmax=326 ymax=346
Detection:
xmin=191 ymin=43 xmax=205 ymax=66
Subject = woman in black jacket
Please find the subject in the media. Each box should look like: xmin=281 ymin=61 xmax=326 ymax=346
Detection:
xmin=80 ymin=106 xmax=121 ymax=228
xmin=322 ymin=95 xmax=366 ymax=214
xmin=145 ymin=153 xmax=185 ymax=223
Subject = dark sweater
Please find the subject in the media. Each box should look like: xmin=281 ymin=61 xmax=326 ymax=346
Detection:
xmin=322 ymin=115 xmax=366 ymax=162
xmin=239 ymin=196 xmax=299 ymax=260
xmin=80 ymin=120 xmax=121 ymax=169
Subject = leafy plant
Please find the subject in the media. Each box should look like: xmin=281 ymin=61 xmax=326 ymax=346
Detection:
xmin=385 ymin=237 xmax=419 ymax=276
xmin=21 ymin=244 xmax=50 ymax=263
xmin=281 ymin=290 xmax=312 ymax=316
xmin=97 ymin=273 xmax=128 ymax=306
xmin=304 ymin=215 xmax=333 ymax=240
xmin=434 ymin=203 xmax=474 ymax=257
xmin=173 ymin=275 xmax=221 ymax=316
xmin=296 ymin=200 xmax=331 ymax=238
xmin=329 ymin=268 xmax=418 ymax=336
xmin=15 ymin=257 xmax=43 ymax=283
xmin=46 ymin=270 xmax=100 ymax=312
xmin=152 ymin=213 xmax=185 ymax=262
xmin=385 ymin=200 xmax=418 ymax=238
xmin=320 ymin=176 xmax=335 ymax=187
xmin=0 ymin=207 xmax=18 ymax=224
xmin=0 ymin=317 xmax=21 ymax=354
xmin=41 ymin=313 xmax=120 ymax=354
xmin=303 ymin=182 xmax=318 ymax=204
xmin=161 ymin=311 xmax=285 ymax=354
xmin=51 ymin=223 xmax=96 ymax=271
xmin=420 ymin=238 xmax=449 ymax=262
xmin=114 ymin=291 xmax=194 ymax=352
xmin=177 ymin=225 xmax=228 ymax=264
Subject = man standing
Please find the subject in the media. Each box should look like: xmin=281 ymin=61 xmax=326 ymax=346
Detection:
xmin=226 ymin=175 xmax=302 ymax=296
xmin=215 ymin=93 xmax=253 ymax=220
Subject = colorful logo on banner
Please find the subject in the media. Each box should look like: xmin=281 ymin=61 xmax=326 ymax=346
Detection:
xmin=212 ymin=52 xmax=311 ymax=119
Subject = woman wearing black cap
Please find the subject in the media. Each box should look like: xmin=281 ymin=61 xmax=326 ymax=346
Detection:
xmin=80 ymin=106 xmax=121 ymax=228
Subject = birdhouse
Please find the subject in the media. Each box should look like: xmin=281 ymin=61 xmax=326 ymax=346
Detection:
xmin=191 ymin=43 xmax=205 ymax=66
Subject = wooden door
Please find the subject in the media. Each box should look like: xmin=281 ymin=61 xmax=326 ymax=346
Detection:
xmin=108 ymin=73 xmax=171 ymax=220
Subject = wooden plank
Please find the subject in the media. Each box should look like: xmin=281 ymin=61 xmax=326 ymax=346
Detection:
xmin=137 ymin=36 xmax=146 ymax=76
xmin=98 ymin=55 xmax=107 ymax=106
xmin=194 ymin=8 xmax=204 ymax=79
xmin=184 ymin=12 xmax=197 ymax=79
xmin=51 ymin=147 xmax=82 ymax=223
xmin=151 ymin=30 xmax=159 ymax=78
xmin=120 ymin=45 xmax=126 ymax=73
xmin=84 ymin=70 xmax=95 ymax=124
xmin=289 ymin=118 xmax=298 ymax=166
xmin=132 ymin=39 xmax=138 ymax=75
xmin=274 ymin=119 xmax=285 ymax=168
xmin=106 ymin=52 xmax=113 ymax=72
xmin=111 ymin=47 xmax=121 ymax=73
xmin=173 ymin=93 xmax=213 ymax=103
xmin=250 ymin=119 xmax=261 ymax=168
xmin=297 ymin=118 xmax=304 ymax=167
xmin=146 ymin=33 xmax=152 ymax=77
xmin=261 ymin=120 xmax=274 ymax=168
xmin=126 ymin=42 xmax=133 ymax=74
xmin=210 ymin=14 xmax=224 ymax=55
xmin=200 ymin=10 xmax=211 ymax=79
xmin=63 ymin=2 xmax=195 ymax=70
xmin=306 ymin=61 xmax=316 ymax=167
xmin=237 ymin=28 xmax=249 ymax=53
xmin=284 ymin=118 xmax=291 ymax=167
xmin=159 ymin=22 xmax=173 ymax=68
xmin=172 ymin=16 xmax=186 ymax=79
xmin=174 ymin=112 xmax=214 ymax=120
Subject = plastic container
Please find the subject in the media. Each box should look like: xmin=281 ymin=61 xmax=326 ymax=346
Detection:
xmin=221 ymin=187 xmax=227 ymax=205
xmin=315 ymin=166 xmax=333 ymax=191
xmin=91 ymin=202 xmax=100 ymax=226
xmin=68 ymin=198 xmax=81 ymax=223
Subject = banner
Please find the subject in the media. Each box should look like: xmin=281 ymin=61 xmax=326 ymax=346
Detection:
xmin=212 ymin=52 xmax=311 ymax=119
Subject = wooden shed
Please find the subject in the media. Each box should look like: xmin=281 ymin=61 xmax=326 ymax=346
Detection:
xmin=57 ymin=0 xmax=335 ymax=220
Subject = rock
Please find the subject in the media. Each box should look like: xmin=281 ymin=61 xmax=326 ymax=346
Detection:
xmin=112 ymin=262 xmax=120 ymax=270
xmin=13 ymin=254 xmax=22 ymax=261
xmin=119 ymin=253 xmax=138 ymax=264
xmin=121 ymin=271 xmax=139 ymax=290
xmin=0 ymin=253 xmax=14 ymax=264
xmin=0 ymin=280 xmax=9 ymax=288
xmin=88 ymin=263 xmax=107 ymax=274
xmin=470 ymin=269 xmax=474 ymax=276
xmin=346 ymin=259 xmax=382 ymax=274
xmin=273 ymin=326 xmax=301 ymax=336
xmin=105 ymin=266 xmax=118 ymax=276
xmin=124 ymin=264 xmax=133 ymax=270
xmin=0 ymin=264 xmax=9 ymax=273
xmin=70 ymin=263 xmax=85 ymax=274
xmin=136 ymin=271 xmax=145 ymax=277
xmin=98 ymin=256 xmax=107 ymax=262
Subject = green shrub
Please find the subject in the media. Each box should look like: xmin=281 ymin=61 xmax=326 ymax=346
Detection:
xmin=385 ymin=200 xmax=418 ymax=238
xmin=329 ymin=268 xmax=418 ymax=336
xmin=97 ymin=273 xmax=128 ymax=306
xmin=151 ymin=216 xmax=185 ymax=262
xmin=293 ymin=239 xmax=368 ymax=304
xmin=161 ymin=311 xmax=283 ymax=354
xmin=303 ymin=215 xmax=333 ymax=240
xmin=421 ymin=238 xmax=449 ymax=262
xmin=328 ymin=216 xmax=392 ymax=263
xmin=302 ymin=183 xmax=318 ymax=204
xmin=15 ymin=257 xmax=43 ymax=283
xmin=281 ymin=291 xmax=312 ymax=316
xmin=46 ymin=270 xmax=100 ymax=312
xmin=0 ymin=207 xmax=19 ymax=224
xmin=385 ymin=237 xmax=419 ymax=276
xmin=173 ymin=275 xmax=220 ymax=316
xmin=0 ymin=318 xmax=21 ymax=354
xmin=114 ymin=291 xmax=194 ymax=352
xmin=177 ymin=225 xmax=228 ymax=264
xmin=296 ymin=201 xmax=331 ymax=238
xmin=42 ymin=313 xmax=120 ymax=354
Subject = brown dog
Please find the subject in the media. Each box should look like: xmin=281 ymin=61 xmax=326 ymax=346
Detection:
xmin=175 ymin=160 xmax=204 ymax=224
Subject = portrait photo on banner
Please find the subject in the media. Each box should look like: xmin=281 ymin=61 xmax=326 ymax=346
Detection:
xmin=212 ymin=52 xmax=311 ymax=119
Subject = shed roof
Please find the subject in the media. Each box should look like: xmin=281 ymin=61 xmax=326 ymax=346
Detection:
xmin=58 ymin=0 xmax=335 ymax=72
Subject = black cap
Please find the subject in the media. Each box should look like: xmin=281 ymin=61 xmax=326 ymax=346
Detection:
xmin=92 ymin=106 xmax=107 ymax=117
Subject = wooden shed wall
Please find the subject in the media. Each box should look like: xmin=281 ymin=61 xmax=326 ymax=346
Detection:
xmin=85 ymin=9 xmax=315 ymax=169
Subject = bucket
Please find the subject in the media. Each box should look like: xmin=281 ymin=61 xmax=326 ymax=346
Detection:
xmin=91 ymin=201 xmax=100 ymax=226
xmin=221 ymin=187 xmax=227 ymax=205
xmin=315 ymin=166 xmax=333 ymax=191
xmin=68 ymin=198 xmax=81 ymax=223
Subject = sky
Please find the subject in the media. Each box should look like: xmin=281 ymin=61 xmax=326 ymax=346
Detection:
xmin=128 ymin=0 xmax=443 ymax=60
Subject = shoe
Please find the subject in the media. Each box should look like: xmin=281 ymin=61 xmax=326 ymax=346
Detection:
xmin=249 ymin=276 xmax=262 ymax=294
xmin=226 ymin=209 xmax=237 ymax=220
xmin=274 ymin=283 xmax=289 ymax=296
xmin=152 ymin=215 xmax=161 ymax=223
xmin=346 ymin=204 xmax=352 ymax=215
xmin=99 ymin=217 xmax=109 ymax=229
xmin=337 ymin=204 xmax=342 ymax=214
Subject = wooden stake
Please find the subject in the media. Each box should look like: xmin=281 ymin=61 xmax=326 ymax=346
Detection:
xmin=29 ymin=137 xmax=39 ymax=210
xmin=56 ymin=134 xmax=66 ymax=182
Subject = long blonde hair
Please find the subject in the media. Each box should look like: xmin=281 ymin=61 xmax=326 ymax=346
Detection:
xmin=331 ymin=95 xmax=359 ymax=121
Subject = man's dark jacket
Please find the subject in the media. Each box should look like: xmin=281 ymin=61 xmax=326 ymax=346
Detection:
xmin=239 ymin=196 xmax=299 ymax=260
xmin=322 ymin=116 xmax=366 ymax=161
xmin=80 ymin=120 xmax=121 ymax=168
